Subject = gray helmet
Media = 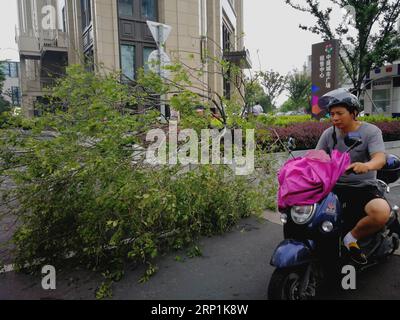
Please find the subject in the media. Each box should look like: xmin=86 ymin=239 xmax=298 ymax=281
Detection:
xmin=318 ymin=88 xmax=360 ymax=115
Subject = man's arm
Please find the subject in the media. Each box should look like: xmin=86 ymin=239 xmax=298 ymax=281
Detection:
xmin=346 ymin=125 xmax=386 ymax=174
xmin=346 ymin=152 xmax=386 ymax=174
xmin=366 ymin=152 xmax=387 ymax=171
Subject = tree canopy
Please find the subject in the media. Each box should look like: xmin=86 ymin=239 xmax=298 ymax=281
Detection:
xmin=285 ymin=70 xmax=312 ymax=112
xmin=286 ymin=0 xmax=400 ymax=96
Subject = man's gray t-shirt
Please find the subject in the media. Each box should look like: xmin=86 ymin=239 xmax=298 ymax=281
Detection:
xmin=316 ymin=122 xmax=385 ymax=187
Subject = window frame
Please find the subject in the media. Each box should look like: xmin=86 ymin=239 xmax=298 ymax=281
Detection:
xmin=143 ymin=46 xmax=157 ymax=73
xmin=118 ymin=0 xmax=134 ymax=18
xmin=372 ymin=79 xmax=392 ymax=113
xmin=120 ymin=43 xmax=136 ymax=81
xmin=81 ymin=0 xmax=92 ymax=33
xmin=141 ymin=0 xmax=157 ymax=21
xmin=117 ymin=0 xmax=159 ymax=79
xmin=118 ymin=0 xmax=158 ymax=20
xmin=11 ymin=86 xmax=21 ymax=106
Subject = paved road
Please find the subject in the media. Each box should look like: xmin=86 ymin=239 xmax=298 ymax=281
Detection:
xmin=1 ymin=187 xmax=400 ymax=300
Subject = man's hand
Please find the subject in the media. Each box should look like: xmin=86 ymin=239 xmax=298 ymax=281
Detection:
xmin=346 ymin=162 xmax=370 ymax=174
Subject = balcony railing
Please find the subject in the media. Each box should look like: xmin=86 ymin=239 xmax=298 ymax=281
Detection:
xmin=39 ymin=30 xmax=68 ymax=52
xmin=15 ymin=28 xmax=40 ymax=58
xmin=223 ymin=49 xmax=252 ymax=69
xmin=21 ymin=78 xmax=42 ymax=93
xmin=16 ymin=27 xmax=68 ymax=58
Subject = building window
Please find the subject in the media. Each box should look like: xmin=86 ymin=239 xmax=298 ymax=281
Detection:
xmin=222 ymin=21 xmax=234 ymax=99
xmin=143 ymin=47 xmax=156 ymax=73
xmin=118 ymin=0 xmax=134 ymax=17
xmin=1 ymin=62 xmax=18 ymax=78
xmin=142 ymin=0 xmax=156 ymax=20
xmin=222 ymin=21 xmax=234 ymax=52
xmin=11 ymin=86 xmax=21 ymax=106
xmin=10 ymin=62 xmax=18 ymax=78
xmin=118 ymin=1 xmax=158 ymax=80
xmin=121 ymin=44 xmax=135 ymax=80
xmin=372 ymin=88 xmax=391 ymax=113
xmin=1 ymin=63 xmax=9 ymax=77
xmin=62 ymin=7 xmax=67 ymax=32
xmin=223 ymin=69 xmax=231 ymax=100
xmin=81 ymin=0 xmax=92 ymax=31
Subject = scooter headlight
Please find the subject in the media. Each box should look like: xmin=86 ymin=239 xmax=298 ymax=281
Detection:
xmin=291 ymin=205 xmax=316 ymax=225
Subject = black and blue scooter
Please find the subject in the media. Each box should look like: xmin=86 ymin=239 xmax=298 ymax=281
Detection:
xmin=268 ymin=134 xmax=400 ymax=300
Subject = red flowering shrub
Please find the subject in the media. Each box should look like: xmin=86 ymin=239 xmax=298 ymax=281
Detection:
xmin=268 ymin=122 xmax=331 ymax=150
xmin=372 ymin=121 xmax=400 ymax=142
xmin=257 ymin=120 xmax=400 ymax=151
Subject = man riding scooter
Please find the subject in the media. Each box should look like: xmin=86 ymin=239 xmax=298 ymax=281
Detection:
xmin=316 ymin=88 xmax=391 ymax=265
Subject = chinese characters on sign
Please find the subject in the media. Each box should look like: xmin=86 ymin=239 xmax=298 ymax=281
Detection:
xmin=312 ymin=40 xmax=339 ymax=119
xmin=319 ymin=44 xmax=334 ymax=89
xmin=325 ymin=44 xmax=333 ymax=89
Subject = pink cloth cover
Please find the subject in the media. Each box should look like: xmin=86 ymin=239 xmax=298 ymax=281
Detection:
xmin=277 ymin=150 xmax=351 ymax=210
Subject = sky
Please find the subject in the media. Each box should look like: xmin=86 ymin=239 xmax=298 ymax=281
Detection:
xmin=0 ymin=0 xmax=347 ymax=103
xmin=0 ymin=0 xmax=333 ymax=68
xmin=0 ymin=0 xmax=19 ymax=61
xmin=243 ymin=0 xmax=322 ymax=75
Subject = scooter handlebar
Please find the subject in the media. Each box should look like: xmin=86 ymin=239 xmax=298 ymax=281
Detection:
xmin=345 ymin=168 xmax=357 ymax=175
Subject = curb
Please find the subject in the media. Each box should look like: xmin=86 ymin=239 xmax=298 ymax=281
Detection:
xmin=263 ymin=210 xmax=282 ymax=226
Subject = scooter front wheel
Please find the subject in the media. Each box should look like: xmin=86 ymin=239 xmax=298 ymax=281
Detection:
xmin=267 ymin=266 xmax=318 ymax=300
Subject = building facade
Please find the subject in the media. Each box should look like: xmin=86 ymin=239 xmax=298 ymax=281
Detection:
xmin=16 ymin=0 xmax=250 ymax=116
xmin=1 ymin=61 xmax=21 ymax=107
xmin=364 ymin=64 xmax=400 ymax=117
xmin=16 ymin=0 xmax=69 ymax=116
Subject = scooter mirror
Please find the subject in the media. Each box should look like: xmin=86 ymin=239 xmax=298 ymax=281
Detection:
xmin=287 ymin=137 xmax=296 ymax=151
xmin=344 ymin=132 xmax=362 ymax=149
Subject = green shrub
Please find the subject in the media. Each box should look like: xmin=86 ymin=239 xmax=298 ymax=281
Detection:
xmin=0 ymin=65 xmax=268 ymax=298
xmin=255 ymin=114 xmax=312 ymax=127
xmin=359 ymin=115 xmax=399 ymax=122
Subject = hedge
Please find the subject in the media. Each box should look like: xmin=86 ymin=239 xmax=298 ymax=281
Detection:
xmin=259 ymin=119 xmax=400 ymax=151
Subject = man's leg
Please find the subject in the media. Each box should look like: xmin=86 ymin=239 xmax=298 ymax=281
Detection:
xmin=344 ymin=198 xmax=391 ymax=264
xmin=351 ymin=199 xmax=391 ymax=240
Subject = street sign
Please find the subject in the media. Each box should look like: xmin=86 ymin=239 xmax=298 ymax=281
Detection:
xmin=146 ymin=21 xmax=172 ymax=48
xmin=146 ymin=21 xmax=173 ymax=123
xmin=148 ymin=50 xmax=171 ymax=78
xmin=146 ymin=20 xmax=172 ymax=77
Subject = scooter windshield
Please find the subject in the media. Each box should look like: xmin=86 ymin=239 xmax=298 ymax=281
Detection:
xmin=278 ymin=150 xmax=351 ymax=211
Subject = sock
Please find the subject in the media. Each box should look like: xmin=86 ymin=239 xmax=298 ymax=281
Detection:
xmin=343 ymin=232 xmax=358 ymax=249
